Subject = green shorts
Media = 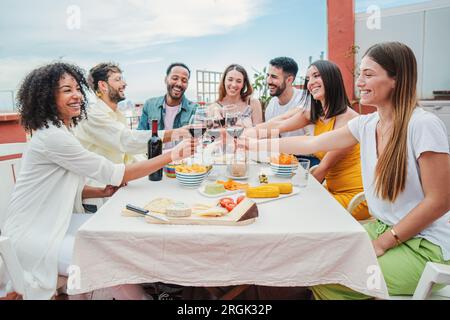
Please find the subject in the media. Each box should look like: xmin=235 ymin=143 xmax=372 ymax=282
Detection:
xmin=311 ymin=219 xmax=450 ymax=300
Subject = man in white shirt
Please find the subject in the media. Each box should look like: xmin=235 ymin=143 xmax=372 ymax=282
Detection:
xmin=74 ymin=63 xmax=189 ymax=210
xmin=265 ymin=57 xmax=307 ymax=137
xmin=264 ymin=57 xmax=319 ymax=165
xmin=75 ymin=63 xmax=189 ymax=164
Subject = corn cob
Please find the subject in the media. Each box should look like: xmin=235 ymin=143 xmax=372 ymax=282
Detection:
xmin=264 ymin=183 xmax=293 ymax=194
xmin=246 ymin=186 xmax=280 ymax=198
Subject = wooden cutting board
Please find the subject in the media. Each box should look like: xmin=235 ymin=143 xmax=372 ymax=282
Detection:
xmin=122 ymin=198 xmax=259 ymax=226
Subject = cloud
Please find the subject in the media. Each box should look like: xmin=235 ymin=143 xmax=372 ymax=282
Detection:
xmin=0 ymin=56 xmax=100 ymax=92
xmin=0 ymin=0 xmax=268 ymax=102
xmin=0 ymin=0 xmax=268 ymax=54
xmin=123 ymin=57 xmax=164 ymax=66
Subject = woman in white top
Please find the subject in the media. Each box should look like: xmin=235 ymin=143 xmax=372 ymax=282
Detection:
xmin=243 ymin=42 xmax=450 ymax=298
xmin=0 ymin=62 xmax=196 ymax=300
xmin=214 ymin=64 xmax=263 ymax=126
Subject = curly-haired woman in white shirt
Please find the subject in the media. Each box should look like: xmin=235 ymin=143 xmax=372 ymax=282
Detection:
xmin=0 ymin=62 xmax=196 ymax=300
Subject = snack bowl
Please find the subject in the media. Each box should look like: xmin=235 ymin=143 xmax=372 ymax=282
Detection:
xmin=270 ymin=163 xmax=297 ymax=177
xmin=164 ymin=164 xmax=177 ymax=178
xmin=176 ymin=171 xmax=208 ymax=188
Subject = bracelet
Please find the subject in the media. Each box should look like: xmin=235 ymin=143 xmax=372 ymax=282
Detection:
xmin=390 ymin=228 xmax=402 ymax=246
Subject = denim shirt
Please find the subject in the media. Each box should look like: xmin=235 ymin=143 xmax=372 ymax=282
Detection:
xmin=137 ymin=95 xmax=198 ymax=130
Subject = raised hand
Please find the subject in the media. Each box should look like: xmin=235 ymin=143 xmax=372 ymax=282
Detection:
xmin=170 ymin=138 xmax=199 ymax=162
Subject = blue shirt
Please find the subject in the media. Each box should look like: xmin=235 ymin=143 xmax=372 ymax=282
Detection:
xmin=137 ymin=95 xmax=197 ymax=130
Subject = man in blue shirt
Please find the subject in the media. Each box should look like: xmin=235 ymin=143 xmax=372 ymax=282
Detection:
xmin=138 ymin=63 xmax=197 ymax=132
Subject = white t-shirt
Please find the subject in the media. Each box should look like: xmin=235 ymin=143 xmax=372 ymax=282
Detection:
xmin=163 ymin=103 xmax=181 ymax=149
xmin=265 ymin=88 xmax=311 ymax=137
xmin=348 ymin=108 xmax=450 ymax=260
xmin=164 ymin=102 xmax=181 ymax=130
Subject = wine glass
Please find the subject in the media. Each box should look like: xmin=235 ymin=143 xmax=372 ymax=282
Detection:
xmin=205 ymin=116 xmax=222 ymax=143
xmin=188 ymin=108 xmax=207 ymax=163
xmin=221 ymin=104 xmax=239 ymax=128
xmin=188 ymin=108 xmax=207 ymax=139
xmin=223 ymin=113 xmax=244 ymax=167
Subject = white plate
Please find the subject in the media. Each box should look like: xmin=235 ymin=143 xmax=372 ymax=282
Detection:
xmin=197 ymin=185 xmax=244 ymax=198
xmin=249 ymin=187 xmax=300 ymax=204
xmin=223 ymin=187 xmax=300 ymax=204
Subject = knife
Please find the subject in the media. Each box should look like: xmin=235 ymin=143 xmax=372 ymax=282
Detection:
xmin=126 ymin=204 xmax=170 ymax=223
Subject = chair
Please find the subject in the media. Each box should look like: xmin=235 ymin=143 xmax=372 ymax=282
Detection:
xmin=0 ymin=143 xmax=26 ymax=215
xmin=389 ymin=262 xmax=450 ymax=300
xmin=0 ymin=236 xmax=25 ymax=296
xmin=346 ymin=191 xmax=374 ymax=224
xmin=0 ymin=142 xmax=67 ymax=299
xmin=0 ymin=143 xmax=26 ymax=298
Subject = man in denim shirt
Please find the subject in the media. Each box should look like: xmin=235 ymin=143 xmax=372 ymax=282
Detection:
xmin=138 ymin=63 xmax=197 ymax=134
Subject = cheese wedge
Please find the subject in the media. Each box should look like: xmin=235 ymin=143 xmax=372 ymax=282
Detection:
xmin=147 ymin=198 xmax=175 ymax=214
xmin=192 ymin=207 xmax=228 ymax=217
xmin=166 ymin=202 xmax=192 ymax=217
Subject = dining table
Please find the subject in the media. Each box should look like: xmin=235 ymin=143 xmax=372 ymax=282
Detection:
xmin=67 ymin=163 xmax=389 ymax=299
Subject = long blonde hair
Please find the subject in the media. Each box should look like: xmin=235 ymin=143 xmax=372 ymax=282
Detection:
xmin=365 ymin=42 xmax=417 ymax=202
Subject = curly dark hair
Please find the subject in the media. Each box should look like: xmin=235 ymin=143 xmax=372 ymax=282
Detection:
xmin=17 ymin=62 xmax=89 ymax=131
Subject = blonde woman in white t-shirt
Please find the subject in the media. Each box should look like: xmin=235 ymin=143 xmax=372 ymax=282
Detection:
xmin=243 ymin=42 xmax=450 ymax=299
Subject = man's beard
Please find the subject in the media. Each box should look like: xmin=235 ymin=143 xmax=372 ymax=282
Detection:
xmin=108 ymin=85 xmax=126 ymax=103
xmin=167 ymin=84 xmax=185 ymax=101
xmin=270 ymin=81 xmax=286 ymax=97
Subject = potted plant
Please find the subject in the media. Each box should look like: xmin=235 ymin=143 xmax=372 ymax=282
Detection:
xmin=252 ymin=67 xmax=272 ymax=117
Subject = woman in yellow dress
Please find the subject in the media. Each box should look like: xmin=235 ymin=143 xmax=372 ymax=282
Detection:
xmin=251 ymin=60 xmax=369 ymax=220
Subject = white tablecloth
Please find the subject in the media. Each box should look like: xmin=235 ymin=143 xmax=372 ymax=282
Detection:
xmin=68 ymin=165 xmax=389 ymax=299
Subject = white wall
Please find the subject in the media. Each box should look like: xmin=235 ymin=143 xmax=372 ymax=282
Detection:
xmin=0 ymin=91 xmax=15 ymax=112
xmin=355 ymin=0 xmax=450 ymax=99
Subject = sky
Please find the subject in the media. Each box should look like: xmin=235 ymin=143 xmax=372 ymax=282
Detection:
xmin=0 ymin=0 xmax=433 ymax=110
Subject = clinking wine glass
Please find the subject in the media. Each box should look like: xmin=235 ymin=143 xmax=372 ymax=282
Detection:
xmin=225 ymin=112 xmax=244 ymax=163
xmin=188 ymin=109 xmax=207 ymax=139
xmin=206 ymin=117 xmax=222 ymax=143
xmin=188 ymin=109 xmax=207 ymax=163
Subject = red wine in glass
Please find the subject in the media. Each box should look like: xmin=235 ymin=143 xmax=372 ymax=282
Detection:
xmin=208 ymin=128 xmax=222 ymax=142
xmin=226 ymin=116 xmax=238 ymax=127
xmin=206 ymin=119 xmax=214 ymax=130
xmin=189 ymin=126 xmax=207 ymax=138
xmin=226 ymin=127 xmax=244 ymax=139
